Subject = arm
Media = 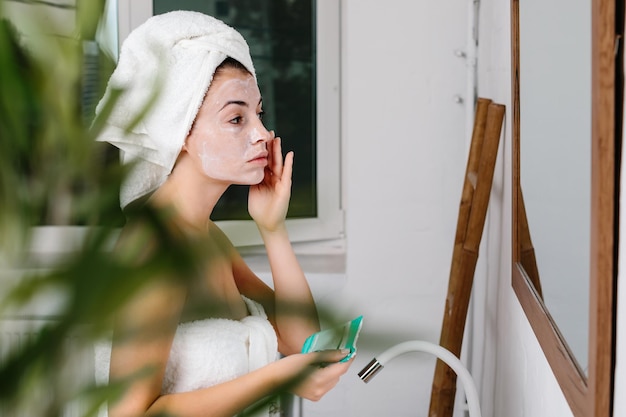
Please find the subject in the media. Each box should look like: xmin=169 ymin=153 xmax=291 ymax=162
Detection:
xmin=110 ymin=278 xmax=350 ymax=417
xmin=146 ymin=350 xmax=352 ymax=417
xmin=248 ymin=136 xmax=320 ymax=354
xmin=260 ymin=224 xmax=319 ymax=353
xmin=108 ymin=277 xmax=186 ymax=417
xmin=108 ymin=226 xmax=347 ymax=417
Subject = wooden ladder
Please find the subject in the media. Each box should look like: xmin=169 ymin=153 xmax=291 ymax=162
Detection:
xmin=428 ymin=98 xmax=505 ymax=417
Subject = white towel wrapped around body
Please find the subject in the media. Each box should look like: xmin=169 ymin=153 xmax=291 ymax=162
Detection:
xmin=94 ymin=296 xmax=279 ymax=417
xmin=162 ymin=296 xmax=279 ymax=394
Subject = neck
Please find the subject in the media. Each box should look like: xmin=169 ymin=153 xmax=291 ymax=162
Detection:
xmin=149 ymin=158 xmax=229 ymax=233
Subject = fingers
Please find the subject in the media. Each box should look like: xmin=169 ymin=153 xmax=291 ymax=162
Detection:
xmin=268 ymin=132 xmax=283 ymax=177
xmin=282 ymin=151 xmax=294 ymax=183
xmin=264 ymin=132 xmax=294 ymax=189
xmin=284 ymin=351 xmax=354 ymax=402
xmin=305 ymin=354 xmax=353 ymax=401
xmin=310 ymin=349 xmax=353 ymax=366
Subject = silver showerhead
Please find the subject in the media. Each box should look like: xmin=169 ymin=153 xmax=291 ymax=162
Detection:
xmin=358 ymin=358 xmax=383 ymax=383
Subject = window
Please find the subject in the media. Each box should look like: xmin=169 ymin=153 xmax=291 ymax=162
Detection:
xmin=116 ymin=0 xmax=342 ymax=246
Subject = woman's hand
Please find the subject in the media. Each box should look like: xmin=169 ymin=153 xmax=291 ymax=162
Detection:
xmin=278 ymin=350 xmax=354 ymax=402
xmin=248 ymin=134 xmax=293 ymax=233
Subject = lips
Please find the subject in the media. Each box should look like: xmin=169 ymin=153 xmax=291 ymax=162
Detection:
xmin=248 ymin=152 xmax=268 ymax=163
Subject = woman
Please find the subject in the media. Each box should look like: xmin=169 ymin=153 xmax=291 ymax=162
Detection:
xmin=95 ymin=10 xmax=352 ymax=417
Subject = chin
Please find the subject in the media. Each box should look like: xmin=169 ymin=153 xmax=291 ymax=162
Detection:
xmin=235 ymin=174 xmax=265 ymax=186
xmin=251 ymin=172 xmax=266 ymax=185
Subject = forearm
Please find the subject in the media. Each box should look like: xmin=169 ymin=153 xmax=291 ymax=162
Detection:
xmin=144 ymin=357 xmax=305 ymax=417
xmin=260 ymin=225 xmax=319 ymax=352
xmin=146 ymin=370 xmax=274 ymax=417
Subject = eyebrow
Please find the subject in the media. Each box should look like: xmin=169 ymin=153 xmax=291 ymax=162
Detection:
xmin=219 ymin=98 xmax=263 ymax=112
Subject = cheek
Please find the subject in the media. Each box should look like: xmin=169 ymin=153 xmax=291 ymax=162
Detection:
xmin=195 ymin=129 xmax=248 ymax=177
xmin=197 ymin=141 xmax=222 ymax=175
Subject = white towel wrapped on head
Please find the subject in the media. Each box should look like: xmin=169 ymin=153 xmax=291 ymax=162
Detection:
xmin=94 ymin=11 xmax=256 ymax=208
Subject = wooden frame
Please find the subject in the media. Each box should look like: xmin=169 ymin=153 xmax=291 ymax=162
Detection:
xmin=511 ymin=0 xmax=618 ymax=416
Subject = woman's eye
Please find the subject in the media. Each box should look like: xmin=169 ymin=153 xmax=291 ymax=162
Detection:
xmin=230 ymin=116 xmax=242 ymax=124
xmin=257 ymin=111 xmax=265 ymax=121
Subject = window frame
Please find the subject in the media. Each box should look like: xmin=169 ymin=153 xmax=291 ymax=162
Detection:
xmin=115 ymin=0 xmax=343 ymax=247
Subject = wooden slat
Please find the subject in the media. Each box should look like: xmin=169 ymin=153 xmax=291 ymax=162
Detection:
xmin=428 ymin=100 xmax=505 ymax=417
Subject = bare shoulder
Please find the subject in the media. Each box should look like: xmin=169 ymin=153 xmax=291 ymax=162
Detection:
xmin=206 ymin=221 xmax=237 ymax=252
xmin=111 ymin=216 xmax=189 ymax=327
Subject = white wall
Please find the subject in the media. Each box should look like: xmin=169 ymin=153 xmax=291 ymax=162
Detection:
xmin=305 ymin=0 xmax=471 ymax=415
xmin=303 ymin=0 xmax=595 ymax=416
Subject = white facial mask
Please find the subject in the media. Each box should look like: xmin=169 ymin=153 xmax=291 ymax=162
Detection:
xmin=185 ymin=68 xmax=270 ymax=185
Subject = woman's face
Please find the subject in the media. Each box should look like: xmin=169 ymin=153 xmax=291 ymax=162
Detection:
xmin=184 ymin=66 xmax=270 ymax=185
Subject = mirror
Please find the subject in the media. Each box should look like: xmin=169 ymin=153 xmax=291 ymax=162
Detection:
xmin=511 ymin=0 xmax=618 ymax=415
xmin=518 ymin=0 xmax=592 ymax=373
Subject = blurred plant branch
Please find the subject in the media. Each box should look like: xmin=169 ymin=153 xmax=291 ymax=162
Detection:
xmin=5 ymin=0 xmax=75 ymax=10
xmin=0 ymin=1 xmax=175 ymax=415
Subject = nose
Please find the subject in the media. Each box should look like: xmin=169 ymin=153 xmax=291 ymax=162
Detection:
xmin=251 ymin=119 xmax=272 ymax=144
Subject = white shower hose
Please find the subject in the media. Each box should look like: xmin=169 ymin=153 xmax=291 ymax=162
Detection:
xmin=371 ymin=340 xmax=482 ymax=417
